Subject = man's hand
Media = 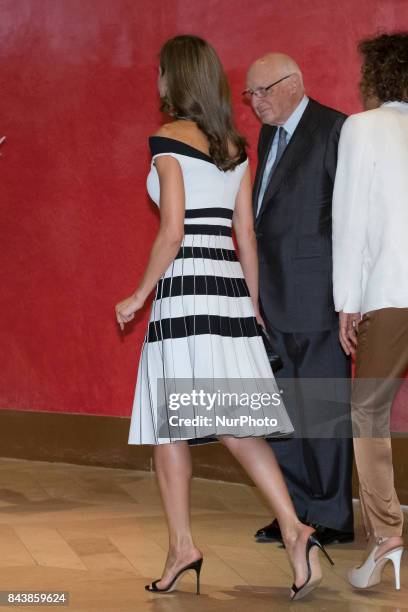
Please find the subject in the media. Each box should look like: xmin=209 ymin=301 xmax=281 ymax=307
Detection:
xmin=339 ymin=311 xmax=361 ymax=355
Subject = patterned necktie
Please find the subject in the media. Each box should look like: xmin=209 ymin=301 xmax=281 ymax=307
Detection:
xmin=257 ymin=126 xmax=288 ymax=216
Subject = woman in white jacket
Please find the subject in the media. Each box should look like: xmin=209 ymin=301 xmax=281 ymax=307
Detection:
xmin=332 ymin=32 xmax=408 ymax=591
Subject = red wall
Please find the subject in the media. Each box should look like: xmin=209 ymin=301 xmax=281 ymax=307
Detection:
xmin=1 ymin=0 xmax=407 ymax=417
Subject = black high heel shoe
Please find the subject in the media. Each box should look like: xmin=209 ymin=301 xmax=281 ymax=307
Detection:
xmin=145 ymin=557 xmax=203 ymax=594
xmin=290 ymin=531 xmax=334 ymax=601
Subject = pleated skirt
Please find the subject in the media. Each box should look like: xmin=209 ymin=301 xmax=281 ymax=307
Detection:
xmin=128 ymin=225 xmax=294 ymax=445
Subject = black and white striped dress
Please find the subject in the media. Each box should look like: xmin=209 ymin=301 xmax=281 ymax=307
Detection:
xmin=128 ymin=136 xmax=293 ymax=444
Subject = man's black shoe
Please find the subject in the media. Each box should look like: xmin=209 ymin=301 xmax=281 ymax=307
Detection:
xmin=311 ymin=524 xmax=354 ymax=546
xmin=254 ymin=519 xmax=283 ymax=543
xmin=255 ymin=520 xmax=354 ymax=545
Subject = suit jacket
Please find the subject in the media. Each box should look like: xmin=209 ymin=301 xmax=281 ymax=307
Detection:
xmin=333 ymin=101 xmax=408 ymax=315
xmin=253 ymin=97 xmax=346 ymax=332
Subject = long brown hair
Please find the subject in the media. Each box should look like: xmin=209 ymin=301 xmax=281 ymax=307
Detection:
xmin=159 ymin=35 xmax=247 ymax=171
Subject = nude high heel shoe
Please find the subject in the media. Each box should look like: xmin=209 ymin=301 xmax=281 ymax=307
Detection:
xmin=348 ymin=543 xmax=404 ymax=590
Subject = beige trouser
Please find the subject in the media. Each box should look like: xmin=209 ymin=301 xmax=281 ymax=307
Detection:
xmin=352 ymin=307 xmax=408 ymax=539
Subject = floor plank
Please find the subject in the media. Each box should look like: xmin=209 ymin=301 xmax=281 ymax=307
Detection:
xmin=0 ymin=457 xmax=406 ymax=611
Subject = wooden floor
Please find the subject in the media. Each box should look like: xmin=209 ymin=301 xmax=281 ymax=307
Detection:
xmin=0 ymin=458 xmax=406 ymax=611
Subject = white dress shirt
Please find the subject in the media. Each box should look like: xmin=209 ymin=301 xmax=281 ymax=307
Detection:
xmin=332 ymin=101 xmax=408 ymax=314
xmin=257 ymin=95 xmax=309 ymax=214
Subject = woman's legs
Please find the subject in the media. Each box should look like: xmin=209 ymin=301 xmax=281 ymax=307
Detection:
xmin=219 ymin=435 xmax=316 ymax=588
xmin=354 ymin=437 xmax=404 ymax=559
xmin=352 ymin=308 xmax=408 ymax=560
xmin=152 ymin=441 xmax=202 ymax=588
xmin=152 ymin=435 xmax=323 ymax=590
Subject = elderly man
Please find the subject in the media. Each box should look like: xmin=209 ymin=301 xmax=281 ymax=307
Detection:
xmin=245 ymin=53 xmax=354 ymax=545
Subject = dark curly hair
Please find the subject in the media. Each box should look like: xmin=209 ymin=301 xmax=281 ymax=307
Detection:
xmin=158 ymin=35 xmax=247 ymax=171
xmin=358 ymin=32 xmax=408 ymax=103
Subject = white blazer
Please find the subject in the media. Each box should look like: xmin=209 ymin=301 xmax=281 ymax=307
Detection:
xmin=332 ymin=101 xmax=408 ymax=314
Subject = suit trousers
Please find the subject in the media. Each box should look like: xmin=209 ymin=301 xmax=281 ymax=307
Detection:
xmin=260 ymin=305 xmax=354 ymax=532
xmin=352 ymin=307 xmax=408 ymax=539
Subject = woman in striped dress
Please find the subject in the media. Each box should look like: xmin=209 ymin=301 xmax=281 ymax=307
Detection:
xmin=115 ymin=35 xmax=332 ymax=601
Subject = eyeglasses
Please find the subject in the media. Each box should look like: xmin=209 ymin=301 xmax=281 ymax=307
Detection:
xmin=242 ymin=74 xmax=293 ymax=101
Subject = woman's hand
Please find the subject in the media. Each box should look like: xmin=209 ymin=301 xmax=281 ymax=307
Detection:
xmin=339 ymin=311 xmax=361 ymax=355
xmin=115 ymin=292 xmax=145 ymax=331
xmin=254 ymin=309 xmax=267 ymax=331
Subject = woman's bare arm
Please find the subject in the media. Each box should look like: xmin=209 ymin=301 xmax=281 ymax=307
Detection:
xmin=115 ymin=154 xmax=184 ymax=329
xmin=232 ymin=164 xmax=263 ymax=324
xmin=133 ymin=155 xmax=185 ymax=301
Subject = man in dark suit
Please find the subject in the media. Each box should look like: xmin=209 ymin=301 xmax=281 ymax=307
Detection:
xmin=245 ymin=53 xmax=354 ymax=545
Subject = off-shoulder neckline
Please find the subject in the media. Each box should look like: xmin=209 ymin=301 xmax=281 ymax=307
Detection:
xmin=149 ymin=135 xmax=214 ymax=164
xmin=149 ymin=135 xmax=248 ymax=167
